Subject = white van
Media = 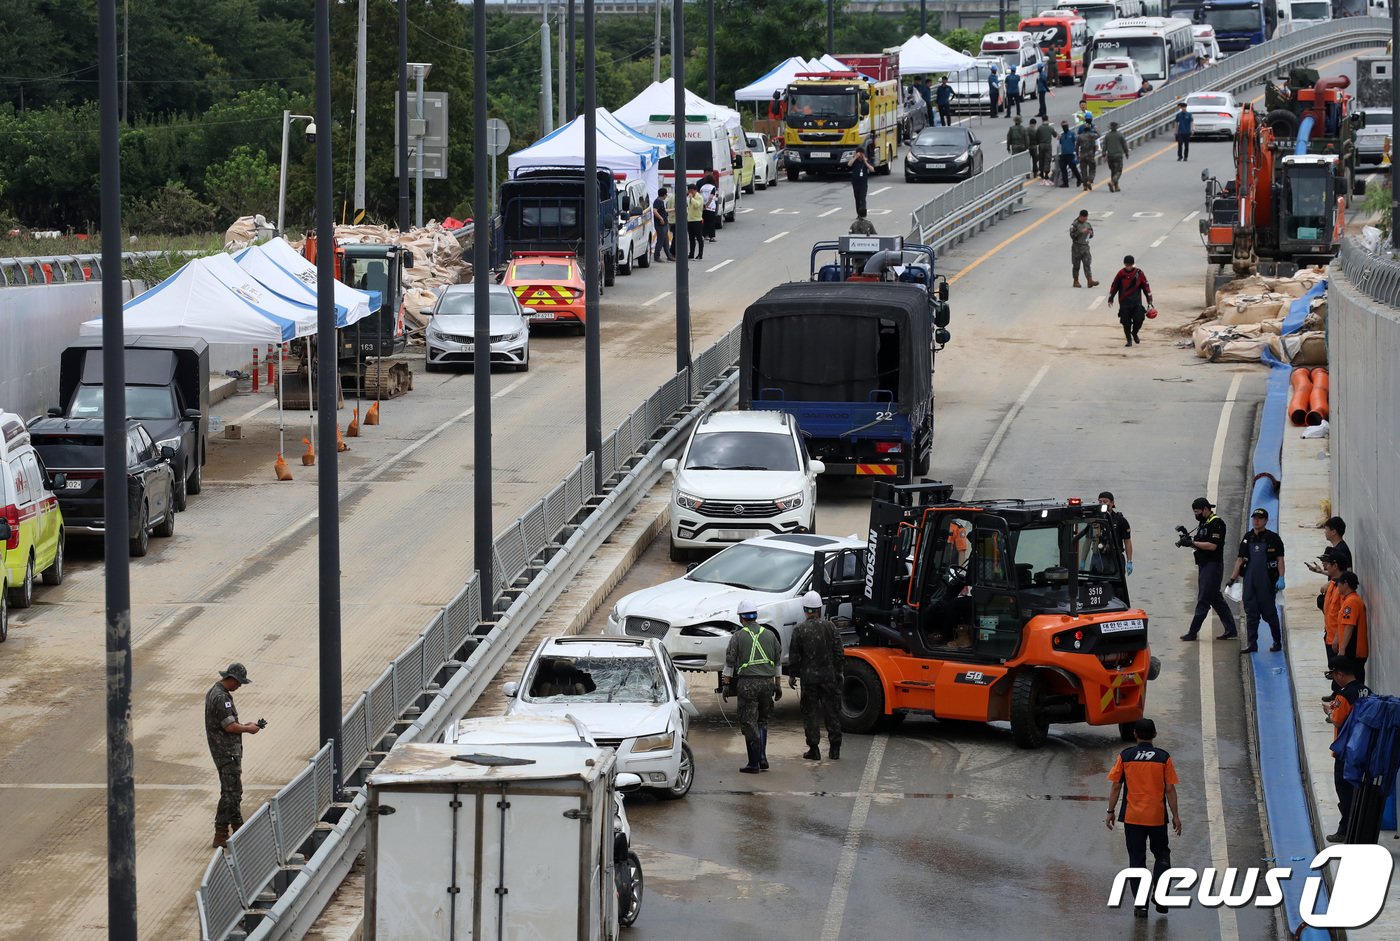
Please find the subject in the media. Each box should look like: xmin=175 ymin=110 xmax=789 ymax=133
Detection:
xmin=979 ymin=32 xmax=1047 ymax=96
xmin=614 ymin=176 xmax=655 ymax=276
xmin=641 ymin=116 xmax=739 ymax=225
xmin=0 ymin=411 xmax=64 ymax=618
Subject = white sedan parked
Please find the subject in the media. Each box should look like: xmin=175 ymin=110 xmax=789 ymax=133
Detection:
xmin=1184 ymin=91 xmax=1242 ymax=139
xmin=745 ymin=132 xmax=780 ymax=189
xmin=503 ymin=635 xmax=696 ymax=799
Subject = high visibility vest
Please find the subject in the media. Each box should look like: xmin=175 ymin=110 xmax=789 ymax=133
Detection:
xmin=739 ymin=624 xmax=774 ymax=671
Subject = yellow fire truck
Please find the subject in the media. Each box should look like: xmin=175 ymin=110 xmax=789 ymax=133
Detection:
xmin=783 ymin=68 xmax=899 ymax=181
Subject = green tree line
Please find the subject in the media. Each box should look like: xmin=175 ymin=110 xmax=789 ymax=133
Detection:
xmin=1 ymin=0 xmax=999 ymax=236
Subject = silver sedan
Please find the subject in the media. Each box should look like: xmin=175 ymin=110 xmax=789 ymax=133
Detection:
xmin=426 ymin=283 xmax=530 ymax=372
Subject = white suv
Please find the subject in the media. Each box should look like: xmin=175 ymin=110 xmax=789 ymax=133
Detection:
xmin=661 ymin=410 xmax=823 ymax=562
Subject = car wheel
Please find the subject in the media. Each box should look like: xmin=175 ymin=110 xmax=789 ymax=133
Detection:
xmin=620 ymin=247 xmax=632 ymax=276
xmin=173 ymin=466 xmax=188 ymax=512
xmin=0 ymin=580 xmax=8 ymax=643
xmin=41 ymin=533 xmax=64 ymax=586
xmin=154 ymin=499 xmax=175 ymax=538
xmin=618 ymin=851 xmax=644 ymax=926
xmin=516 ymin=349 xmax=529 ymax=372
xmin=604 ymin=252 xmax=616 ymax=287
xmin=10 ymin=555 xmax=34 ymax=609
xmin=637 ymin=247 xmax=650 ymax=269
xmin=425 ymin=360 xmax=441 ymax=373
xmin=657 ymin=742 xmax=694 ymax=800
xmin=1010 ymin=671 xmax=1050 ymax=749
xmin=744 ymin=179 xmax=756 ymax=195
xmin=130 ymin=502 xmax=150 ymax=558
xmin=668 ymin=536 xmax=689 ymax=564
xmin=905 ymin=173 xmax=916 ymax=183
xmin=187 ymin=445 xmax=203 ymax=495
xmin=786 ymin=165 xmax=801 ymax=182
xmin=840 ymin=659 xmax=886 ymax=734
xmin=725 ymin=204 xmax=736 ymax=222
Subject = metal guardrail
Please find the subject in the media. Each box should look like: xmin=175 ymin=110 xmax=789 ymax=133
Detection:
xmin=907 ymin=151 xmax=1034 ymax=250
xmin=1337 ymin=235 xmax=1400 ymax=308
xmin=196 ymin=326 xmax=741 ymax=941
xmin=0 ymin=250 xmax=184 ymax=286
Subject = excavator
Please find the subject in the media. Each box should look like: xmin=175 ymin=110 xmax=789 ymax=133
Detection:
xmin=1200 ymin=69 xmax=1356 ymax=305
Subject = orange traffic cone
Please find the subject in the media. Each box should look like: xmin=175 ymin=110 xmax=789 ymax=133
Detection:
xmin=364 ymin=400 xmax=380 ymax=426
xmin=301 ymin=436 xmax=316 ymax=466
xmin=274 ymin=453 xmax=293 ymax=481
xmin=346 ymin=407 xmax=360 ymax=438
xmin=336 ymin=426 xmax=349 ymax=452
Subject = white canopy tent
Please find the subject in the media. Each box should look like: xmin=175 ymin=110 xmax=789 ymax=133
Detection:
xmin=508 ymin=107 xmax=671 ymax=197
xmin=734 ymin=56 xmax=824 ymax=102
xmin=816 ymin=53 xmax=853 ymax=71
xmin=233 ymin=238 xmax=374 ymax=329
xmin=899 ymin=34 xmax=979 ymax=74
xmin=80 ymin=253 xmax=303 ymax=343
xmin=613 ymin=78 xmax=742 ymax=132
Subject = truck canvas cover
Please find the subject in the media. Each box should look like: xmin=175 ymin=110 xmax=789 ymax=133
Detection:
xmin=59 ymin=335 xmax=209 ymax=421
xmin=739 ymin=282 xmax=931 ymax=421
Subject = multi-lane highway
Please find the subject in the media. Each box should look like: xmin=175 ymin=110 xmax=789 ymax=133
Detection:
xmin=0 ymin=51 xmax=1373 ymax=939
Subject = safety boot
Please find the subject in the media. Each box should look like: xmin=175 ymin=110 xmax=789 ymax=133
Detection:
xmin=803 ymin=745 xmax=821 ymax=760
xmin=740 ymin=741 xmax=761 ymax=774
xmin=1072 ymin=279 xmax=1082 ymax=288
xmin=1087 ymin=279 xmax=1100 ymax=288
xmin=212 ymin=824 xmax=230 ymax=849
xmin=758 ymin=728 xmax=770 ymax=771
xmin=829 ymin=741 xmax=841 ymax=760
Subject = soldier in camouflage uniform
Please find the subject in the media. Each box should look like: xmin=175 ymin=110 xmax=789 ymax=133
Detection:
xmin=1075 ymin=115 xmax=1100 ymax=191
xmin=723 ymin=601 xmax=782 ymax=774
xmin=1070 ymin=209 xmax=1099 ymax=289
xmin=205 ymin=663 xmax=262 ymax=848
xmin=787 ymin=591 xmax=845 ymax=761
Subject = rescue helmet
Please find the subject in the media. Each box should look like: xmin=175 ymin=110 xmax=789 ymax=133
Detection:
xmin=801 ymin=591 xmax=823 ymax=611
xmin=737 ymin=600 xmax=759 ymax=619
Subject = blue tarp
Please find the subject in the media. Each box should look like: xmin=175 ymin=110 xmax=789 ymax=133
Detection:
xmin=1281 ymin=279 xmax=1327 ymax=335
xmin=1333 ymin=696 xmax=1400 ymax=793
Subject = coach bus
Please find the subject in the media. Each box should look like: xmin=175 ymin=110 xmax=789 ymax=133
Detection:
xmin=1056 ymin=0 xmax=1143 ymax=35
xmin=1088 ymin=17 xmax=1200 ymax=86
xmin=1019 ymin=12 xmax=1089 ymax=82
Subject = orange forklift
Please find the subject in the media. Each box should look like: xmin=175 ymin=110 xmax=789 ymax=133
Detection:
xmin=814 ymin=481 xmax=1159 ymax=748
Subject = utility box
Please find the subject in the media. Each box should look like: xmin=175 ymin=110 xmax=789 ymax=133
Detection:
xmin=365 ymin=741 xmax=621 ymax=941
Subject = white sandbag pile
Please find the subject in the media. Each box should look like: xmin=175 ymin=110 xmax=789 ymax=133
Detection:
xmin=1193 ymin=268 xmax=1328 ymax=363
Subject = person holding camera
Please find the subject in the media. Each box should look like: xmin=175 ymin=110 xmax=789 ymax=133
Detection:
xmin=1226 ymin=508 xmax=1286 ymax=654
xmin=1179 ymin=497 xmax=1238 ymax=642
xmin=205 ymin=662 xmax=263 ymax=848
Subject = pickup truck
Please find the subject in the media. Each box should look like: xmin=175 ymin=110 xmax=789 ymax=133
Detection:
xmin=53 ymin=336 xmax=207 ymax=510
xmin=493 ymin=166 xmax=620 ymax=287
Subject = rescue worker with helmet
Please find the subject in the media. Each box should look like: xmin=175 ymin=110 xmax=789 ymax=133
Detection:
xmin=723 ymin=600 xmax=782 ymax=774
xmin=788 ymin=591 xmax=844 ymax=760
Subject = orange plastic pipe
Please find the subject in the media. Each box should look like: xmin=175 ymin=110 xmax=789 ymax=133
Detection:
xmin=1290 ymin=367 xmax=1314 ymax=426
xmin=1307 ymin=368 xmax=1330 ymax=425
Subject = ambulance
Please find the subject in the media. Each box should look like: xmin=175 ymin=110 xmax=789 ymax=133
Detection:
xmin=0 ymin=410 xmax=65 ymax=628
xmin=641 ymin=115 xmax=738 ymax=224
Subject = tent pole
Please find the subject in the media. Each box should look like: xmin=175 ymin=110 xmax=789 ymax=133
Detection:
xmin=307 ymin=336 xmax=315 ymax=442
xmin=278 ymin=342 xmax=286 ymax=455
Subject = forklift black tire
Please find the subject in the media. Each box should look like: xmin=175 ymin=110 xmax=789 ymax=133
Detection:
xmin=1119 ymin=722 xmax=1138 ymax=742
xmin=1010 ymin=671 xmax=1050 ymax=749
xmin=840 ymin=659 xmax=887 ymax=734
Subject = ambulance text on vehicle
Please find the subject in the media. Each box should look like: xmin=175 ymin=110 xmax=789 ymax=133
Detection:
xmin=1082 ymin=57 xmax=1146 ymax=114
xmin=642 ymin=114 xmax=738 ymax=223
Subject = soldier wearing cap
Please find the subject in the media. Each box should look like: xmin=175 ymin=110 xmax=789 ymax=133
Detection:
xmin=787 ymin=591 xmax=845 ymax=761
xmin=1179 ymin=497 xmax=1237 ymax=642
xmin=723 ymin=601 xmax=782 ymax=774
xmin=1227 ymin=507 xmax=1286 ymax=654
xmin=205 ymin=663 xmax=262 ymax=848
xmin=1105 ymin=717 xmax=1182 ymax=918
xmin=1322 ymin=655 xmax=1371 ymax=841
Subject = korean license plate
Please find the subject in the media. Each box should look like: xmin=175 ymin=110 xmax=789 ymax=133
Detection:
xmin=927 ymin=161 xmax=947 ymax=168
xmin=1099 ymin=618 xmax=1146 ymax=635
xmin=713 ymin=529 xmax=756 ymax=541
xmin=530 ymin=310 xmax=556 ymax=320
xmin=65 ymin=480 xmax=83 ymax=490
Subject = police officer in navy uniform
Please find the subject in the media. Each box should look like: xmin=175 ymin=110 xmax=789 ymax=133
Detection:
xmin=1179 ymin=497 xmax=1238 ymax=641
xmin=1099 ymin=491 xmax=1134 ymax=576
xmin=1227 ymin=507 xmax=1286 ymax=653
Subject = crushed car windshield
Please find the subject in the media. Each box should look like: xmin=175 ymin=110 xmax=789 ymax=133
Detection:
xmin=687 ymin=543 xmax=811 ymax=592
xmin=527 ymin=656 xmax=663 ymax=703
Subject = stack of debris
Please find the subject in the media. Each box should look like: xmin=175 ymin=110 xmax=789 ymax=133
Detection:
xmin=1187 ymin=269 xmax=1328 ymax=364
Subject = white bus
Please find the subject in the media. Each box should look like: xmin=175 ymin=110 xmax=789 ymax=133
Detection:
xmin=1056 ymin=0 xmax=1144 ymax=35
xmin=1088 ymin=17 xmax=1200 ymax=85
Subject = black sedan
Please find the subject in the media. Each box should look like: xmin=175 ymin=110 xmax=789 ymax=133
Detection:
xmin=28 ymin=417 xmax=177 ymax=557
xmin=904 ymin=127 xmax=985 ymax=182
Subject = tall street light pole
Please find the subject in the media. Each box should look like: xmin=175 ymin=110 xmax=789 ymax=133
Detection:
xmin=473 ymin=0 xmax=495 ymax=609
xmin=921 ymin=0 xmax=928 ymax=33
xmin=567 ymin=0 xmax=577 ymax=121
xmin=827 ymin=0 xmax=834 ymax=55
xmin=98 ymin=0 xmax=137 ymax=936
xmin=354 ymin=0 xmax=367 ymax=223
xmin=277 ymin=111 xmax=315 ymax=237
xmin=314 ymin=0 xmax=343 ymax=795
xmin=707 ymin=0 xmax=716 ymax=102
xmin=541 ymin=2 xmax=553 ymax=137
xmin=1391 ymin=0 xmax=1398 ymax=239
xmin=673 ymin=0 xmax=692 ymax=390
xmin=585 ymin=0 xmax=602 ymax=494
xmin=398 ymin=0 xmax=410 ymax=231
xmin=654 ymin=0 xmax=662 ymax=84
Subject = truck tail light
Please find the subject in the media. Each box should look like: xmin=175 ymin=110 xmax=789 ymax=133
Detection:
xmin=875 ymin=442 xmax=902 ymax=454
xmin=3 ymin=504 xmax=18 ymax=549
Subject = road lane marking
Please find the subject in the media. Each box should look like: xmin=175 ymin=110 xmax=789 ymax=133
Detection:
xmin=820 ymin=735 xmax=887 ymax=941
xmin=818 ymin=207 xmax=843 ymax=218
xmin=737 ymin=207 xmax=755 ymax=214
xmin=764 ymin=231 xmax=790 ymax=244
xmin=1151 ymin=235 xmax=1167 ymax=248
xmin=770 ymin=208 xmax=801 ymax=215
xmin=1182 ymin=210 xmax=1200 ymax=223
xmin=1201 ymin=371 xmax=1245 ymax=941
xmin=705 ymin=259 xmax=733 ymax=273
xmin=230 ymin=398 xmax=279 ymax=425
xmin=963 ymin=362 xmax=1051 ymax=500
xmin=643 ymin=291 xmax=672 ymax=306
xmin=870 ymin=185 xmax=891 ymax=196
xmin=1089 ymin=296 xmax=1104 ymax=310
xmin=492 ymin=375 xmax=530 ymax=399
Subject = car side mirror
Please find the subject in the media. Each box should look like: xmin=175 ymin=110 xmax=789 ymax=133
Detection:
xmin=47 ymin=406 xmax=62 ymax=417
xmin=183 ymin=408 xmax=201 ymax=421
xmin=938 ymin=282 xmax=950 ymax=302
xmin=661 ymin=458 xmax=677 ymax=473
xmin=810 ymin=459 xmax=826 ymax=475
xmin=160 ymin=446 xmax=176 ymax=460
xmin=0 ymin=520 xmax=10 ymax=542
xmin=615 ymin=772 xmax=643 ymax=793
xmin=49 ymin=473 xmax=67 ymax=490
xmin=1201 ymin=168 xmax=1210 ymax=182
xmin=861 ymin=102 xmax=870 ymax=116
xmin=502 ymin=681 xmax=520 ymax=698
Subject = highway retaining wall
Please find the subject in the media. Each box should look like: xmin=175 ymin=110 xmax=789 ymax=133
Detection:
xmin=1328 ymin=244 xmax=1400 ymax=694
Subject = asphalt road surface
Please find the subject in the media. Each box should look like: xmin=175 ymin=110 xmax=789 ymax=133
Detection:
xmin=0 ymin=53 xmax=1370 ymax=939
